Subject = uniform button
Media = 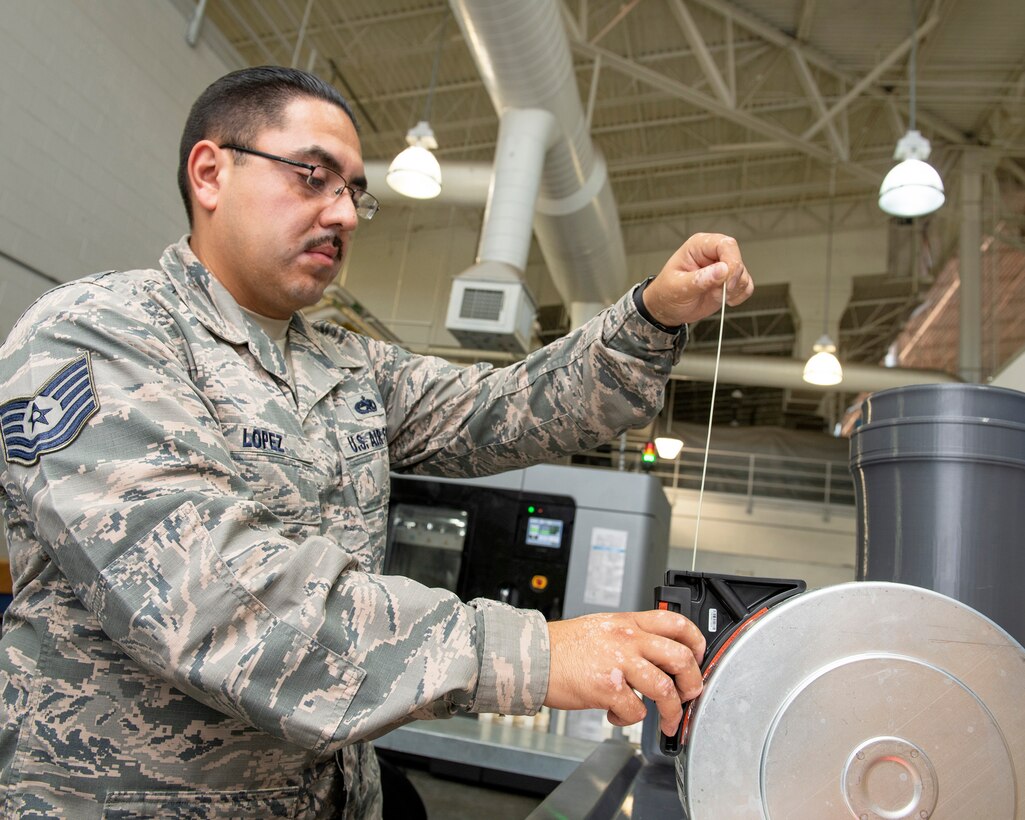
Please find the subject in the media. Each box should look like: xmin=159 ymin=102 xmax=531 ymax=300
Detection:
xmin=530 ymin=575 xmax=548 ymax=591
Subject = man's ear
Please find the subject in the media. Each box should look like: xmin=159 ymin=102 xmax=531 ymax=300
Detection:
xmin=189 ymin=140 xmax=226 ymax=215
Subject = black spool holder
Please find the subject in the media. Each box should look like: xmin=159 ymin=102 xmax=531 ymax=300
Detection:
xmin=654 ymin=569 xmax=806 ymax=756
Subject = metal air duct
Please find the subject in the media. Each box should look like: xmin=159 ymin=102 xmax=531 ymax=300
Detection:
xmin=444 ymin=108 xmax=556 ymax=354
xmin=448 ymin=0 xmax=628 ymax=318
xmin=672 ymin=354 xmax=959 ymax=394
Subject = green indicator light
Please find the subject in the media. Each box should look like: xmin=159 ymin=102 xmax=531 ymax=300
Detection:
xmin=641 ymin=441 xmax=658 ymax=464
xmin=528 ymin=505 xmax=536 ymax=514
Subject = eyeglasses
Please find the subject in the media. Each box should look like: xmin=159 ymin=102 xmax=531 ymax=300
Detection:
xmin=220 ymin=144 xmax=379 ymax=220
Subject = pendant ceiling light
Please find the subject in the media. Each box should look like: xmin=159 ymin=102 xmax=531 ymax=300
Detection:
xmin=878 ymin=0 xmax=944 ymax=218
xmin=654 ymin=436 xmax=684 ymax=460
xmin=803 ymin=335 xmax=843 ymax=386
xmin=387 ymin=122 xmax=441 ymax=199
xmin=387 ymin=14 xmax=447 ymax=200
xmin=804 ymin=166 xmax=843 ymax=386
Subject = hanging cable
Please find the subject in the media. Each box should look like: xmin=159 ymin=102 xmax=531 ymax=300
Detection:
xmin=909 ymin=0 xmax=918 ymax=132
xmin=422 ymin=12 xmax=449 ymax=125
xmin=823 ymin=163 xmax=836 ymax=336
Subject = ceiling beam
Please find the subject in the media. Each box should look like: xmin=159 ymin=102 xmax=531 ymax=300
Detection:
xmin=610 ymin=145 xmax=799 ymax=175
xmin=667 ymin=0 xmax=734 ymax=107
xmin=570 ymin=38 xmax=880 ymax=183
xmin=686 ymin=0 xmax=966 ymax=146
xmin=619 ymin=192 xmax=883 ymax=232
xmin=725 ymin=16 xmax=736 ymax=103
xmin=559 ymin=0 xmax=584 ymax=40
xmin=589 ymin=0 xmax=642 ymax=45
xmin=617 ymin=180 xmax=874 ymax=214
xmin=801 ymin=12 xmax=941 ymax=142
xmin=789 ymin=49 xmax=848 ymax=160
xmin=795 ymin=0 xmax=818 ymax=41
xmin=219 ymin=0 xmax=280 ymax=63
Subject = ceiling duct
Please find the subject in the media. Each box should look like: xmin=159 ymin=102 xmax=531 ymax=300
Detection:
xmin=449 ymin=0 xmax=628 ymax=323
xmin=446 ymin=108 xmax=555 ymax=354
xmin=671 ymin=354 xmax=960 ymax=394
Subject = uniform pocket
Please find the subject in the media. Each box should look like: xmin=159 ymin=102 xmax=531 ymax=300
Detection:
xmin=101 ymin=787 xmax=299 ymax=819
xmin=231 ymin=450 xmax=322 ymax=529
xmin=347 ymin=451 xmax=389 ymax=513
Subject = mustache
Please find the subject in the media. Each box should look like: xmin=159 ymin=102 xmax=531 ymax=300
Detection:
xmin=302 ymin=235 xmax=343 ymax=257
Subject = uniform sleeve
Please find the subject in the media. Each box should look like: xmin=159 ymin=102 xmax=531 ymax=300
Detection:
xmin=0 ymin=284 xmax=545 ymax=756
xmin=375 ymin=285 xmax=687 ymax=475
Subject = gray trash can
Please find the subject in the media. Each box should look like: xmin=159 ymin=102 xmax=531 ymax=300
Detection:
xmin=850 ymin=383 xmax=1025 ymax=645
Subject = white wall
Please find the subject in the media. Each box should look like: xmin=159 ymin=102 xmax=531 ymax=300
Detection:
xmin=342 ymin=208 xmax=482 ymax=349
xmin=665 ymin=488 xmax=857 ymax=590
xmin=0 ymin=0 xmax=241 ymax=340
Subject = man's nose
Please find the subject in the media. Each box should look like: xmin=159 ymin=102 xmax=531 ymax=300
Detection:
xmin=320 ymin=192 xmax=359 ymax=231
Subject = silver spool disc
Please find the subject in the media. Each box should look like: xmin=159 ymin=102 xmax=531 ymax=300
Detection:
xmin=677 ymin=582 xmax=1025 ymax=819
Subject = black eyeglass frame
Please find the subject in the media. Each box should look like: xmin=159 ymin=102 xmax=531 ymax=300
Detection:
xmin=219 ymin=143 xmax=379 ymax=220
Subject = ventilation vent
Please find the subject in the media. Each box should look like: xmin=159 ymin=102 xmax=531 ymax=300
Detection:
xmin=460 ymin=288 xmax=505 ymax=321
xmin=446 ymin=276 xmax=537 ymax=354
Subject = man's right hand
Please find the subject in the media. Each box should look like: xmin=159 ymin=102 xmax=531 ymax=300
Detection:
xmin=543 ymin=610 xmax=706 ymax=736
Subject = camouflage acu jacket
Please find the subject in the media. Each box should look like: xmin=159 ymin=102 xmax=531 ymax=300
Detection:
xmin=0 ymin=237 xmax=685 ymax=817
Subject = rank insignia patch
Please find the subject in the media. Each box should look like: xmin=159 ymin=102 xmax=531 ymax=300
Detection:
xmin=1 ymin=354 xmax=100 ymax=466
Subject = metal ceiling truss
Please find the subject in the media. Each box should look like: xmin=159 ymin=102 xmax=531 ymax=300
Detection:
xmin=203 ymin=0 xmax=1025 ymax=432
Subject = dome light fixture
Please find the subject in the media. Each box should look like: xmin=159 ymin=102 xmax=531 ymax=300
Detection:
xmin=654 ymin=382 xmax=684 ymax=461
xmin=878 ymin=130 xmax=945 ymax=217
xmin=387 ymin=121 xmax=442 ymax=199
xmin=803 ymin=335 xmax=843 ymax=386
xmin=878 ymin=0 xmax=943 ymax=218
xmin=654 ymin=436 xmax=684 ymax=460
xmin=386 ymin=13 xmax=447 ymax=200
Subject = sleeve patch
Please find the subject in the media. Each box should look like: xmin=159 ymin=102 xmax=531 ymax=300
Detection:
xmin=0 ymin=353 xmax=100 ymax=466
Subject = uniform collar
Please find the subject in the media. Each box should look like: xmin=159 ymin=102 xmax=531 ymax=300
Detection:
xmin=161 ymin=236 xmax=363 ymax=375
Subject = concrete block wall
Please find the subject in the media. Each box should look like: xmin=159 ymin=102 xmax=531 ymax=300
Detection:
xmin=0 ymin=1 xmax=241 ymax=560
xmin=0 ymin=0 xmax=240 ymax=339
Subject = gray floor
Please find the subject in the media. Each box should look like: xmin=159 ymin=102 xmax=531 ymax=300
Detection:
xmin=403 ymin=767 xmax=543 ymax=820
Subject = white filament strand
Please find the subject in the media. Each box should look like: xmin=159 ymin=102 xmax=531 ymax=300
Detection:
xmin=691 ymin=281 xmax=728 ymax=571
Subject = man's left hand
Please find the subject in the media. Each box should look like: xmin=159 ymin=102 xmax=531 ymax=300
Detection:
xmin=642 ymin=232 xmax=754 ymax=327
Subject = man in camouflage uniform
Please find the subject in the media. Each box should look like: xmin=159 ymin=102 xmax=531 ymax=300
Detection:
xmin=0 ymin=67 xmax=752 ymax=817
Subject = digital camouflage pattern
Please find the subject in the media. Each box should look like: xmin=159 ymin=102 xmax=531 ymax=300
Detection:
xmin=0 ymin=237 xmax=686 ymax=817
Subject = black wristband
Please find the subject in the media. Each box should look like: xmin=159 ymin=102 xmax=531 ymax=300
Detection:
xmin=633 ymin=276 xmax=685 ymax=334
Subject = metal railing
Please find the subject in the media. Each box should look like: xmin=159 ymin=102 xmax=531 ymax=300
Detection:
xmin=570 ymin=446 xmax=855 ymax=518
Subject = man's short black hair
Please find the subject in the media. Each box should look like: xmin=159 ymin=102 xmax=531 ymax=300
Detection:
xmin=177 ymin=66 xmax=358 ymax=227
